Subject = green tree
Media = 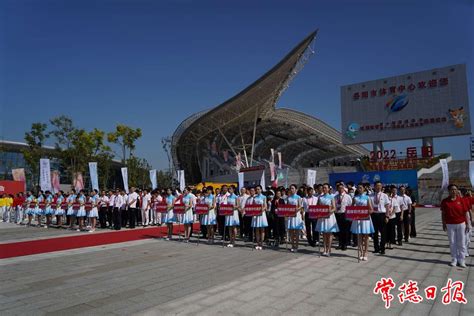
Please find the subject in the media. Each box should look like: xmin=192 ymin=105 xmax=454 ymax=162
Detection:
xmin=126 ymin=155 xmax=151 ymax=188
xmin=23 ymin=123 xmax=49 ymax=189
xmin=107 ymin=124 xmax=142 ymax=163
xmin=157 ymin=170 xmax=173 ymax=188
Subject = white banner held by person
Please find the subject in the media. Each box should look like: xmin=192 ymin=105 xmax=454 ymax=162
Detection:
xmin=121 ymin=167 xmax=129 ymax=193
xmin=307 ymin=169 xmax=317 ymax=188
xmin=440 ymin=159 xmax=449 ymax=190
xmin=269 ymin=162 xmax=276 ymax=181
xmin=260 ymin=170 xmax=266 ymax=191
xmin=238 ymin=172 xmax=244 ymax=189
xmin=40 ymin=159 xmax=52 ymax=191
xmin=150 ymin=169 xmax=157 ymax=190
xmin=277 ymin=152 xmax=282 ymax=168
xmin=177 ymin=170 xmax=185 ymax=192
xmin=469 ymin=161 xmax=474 ymax=188
xmin=89 ymin=162 xmax=99 ymax=192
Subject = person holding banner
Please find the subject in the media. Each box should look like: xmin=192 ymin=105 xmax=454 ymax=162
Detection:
xmin=287 ymin=184 xmax=304 ymax=252
xmin=224 ymin=185 xmax=239 ymax=247
xmin=270 ymin=189 xmax=286 ymax=247
xmin=350 ymin=184 xmax=374 ymax=261
xmin=251 ymin=185 xmax=268 ymax=250
xmin=304 ymin=187 xmax=318 ymax=247
xmin=54 ymin=191 xmax=65 ymax=228
xmin=201 ymin=186 xmax=217 ymax=243
xmin=25 ymin=191 xmax=36 ymax=226
xmin=44 ymin=191 xmax=54 ymax=228
xmin=163 ymin=188 xmax=176 ymax=240
xmin=66 ymin=189 xmax=77 ymax=229
xmin=35 ymin=190 xmax=45 ymax=227
xmin=181 ymin=187 xmax=194 ymax=242
xmin=75 ymin=190 xmax=87 ymax=231
xmin=370 ymin=181 xmax=391 ymax=255
xmin=335 ymin=184 xmax=352 ymax=251
xmin=315 ymin=184 xmax=338 ymax=256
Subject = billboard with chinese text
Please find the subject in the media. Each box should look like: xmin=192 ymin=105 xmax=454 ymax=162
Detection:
xmin=341 ymin=64 xmax=470 ymax=144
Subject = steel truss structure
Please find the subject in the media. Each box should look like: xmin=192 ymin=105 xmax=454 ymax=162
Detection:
xmin=171 ymin=30 xmax=368 ymax=183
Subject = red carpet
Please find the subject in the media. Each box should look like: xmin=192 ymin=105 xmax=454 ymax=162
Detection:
xmin=0 ymin=223 xmax=200 ymax=259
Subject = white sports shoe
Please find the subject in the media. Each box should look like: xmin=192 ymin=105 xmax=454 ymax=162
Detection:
xmin=458 ymin=261 xmax=467 ymax=268
xmin=449 ymin=260 xmax=457 ymax=267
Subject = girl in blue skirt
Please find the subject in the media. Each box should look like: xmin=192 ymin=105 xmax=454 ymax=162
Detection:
xmin=225 ymin=185 xmax=240 ymax=247
xmin=182 ymin=187 xmax=194 ymax=242
xmin=315 ymin=184 xmax=338 ymax=256
xmin=351 ymin=184 xmax=375 ymax=261
xmin=163 ymin=188 xmax=176 ymax=240
xmin=251 ymin=185 xmax=268 ymax=250
xmin=201 ymin=186 xmax=216 ymax=243
xmin=286 ymin=184 xmax=304 ymax=252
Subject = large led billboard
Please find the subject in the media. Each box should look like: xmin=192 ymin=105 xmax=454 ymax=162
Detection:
xmin=341 ymin=64 xmax=470 ymax=144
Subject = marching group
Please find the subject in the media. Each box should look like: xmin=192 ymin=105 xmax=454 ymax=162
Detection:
xmin=0 ymin=181 xmax=472 ymax=265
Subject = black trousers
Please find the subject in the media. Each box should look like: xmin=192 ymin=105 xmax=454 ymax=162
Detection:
xmin=304 ymin=213 xmax=316 ymax=246
xmin=335 ymin=213 xmax=350 ymax=248
xmin=371 ymin=213 xmax=387 ymax=252
xmin=403 ymin=210 xmax=410 ymax=241
xmin=239 ymin=212 xmax=244 ymax=238
xmin=128 ymin=207 xmax=136 ymax=228
xmin=121 ymin=207 xmax=128 ymax=227
xmin=217 ymin=213 xmax=225 ymax=236
xmin=99 ymin=207 xmax=108 ymax=228
xmin=107 ymin=206 xmax=114 ymax=228
xmin=266 ymin=212 xmax=274 ymax=240
xmin=272 ymin=213 xmax=286 ymax=242
xmin=113 ymin=207 xmax=121 ymax=230
xmin=387 ymin=217 xmax=396 ymax=244
xmin=410 ymin=208 xmax=417 ymax=237
xmin=395 ymin=212 xmax=403 ymax=243
xmin=243 ymin=215 xmax=253 ymax=240
xmin=199 ymin=215 xmax=207 ymax=238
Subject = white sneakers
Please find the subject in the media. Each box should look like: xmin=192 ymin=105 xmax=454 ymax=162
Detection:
xmin=450 ymin=260 xmax=457 ymax=267
xmin=226 ymin=244 xmax=234 ymax=248
xmin=458 ymin=261 xmax=467 ymax=268
xmin=255 ymin=246 xmax=263 ymax=250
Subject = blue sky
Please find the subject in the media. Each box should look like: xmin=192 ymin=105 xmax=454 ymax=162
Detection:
xmin=1 ymin=0 xmax=473 ymax=170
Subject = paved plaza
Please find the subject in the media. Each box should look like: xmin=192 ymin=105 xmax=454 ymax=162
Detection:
xmin=0 ymin=208 xmax=472 ymax=315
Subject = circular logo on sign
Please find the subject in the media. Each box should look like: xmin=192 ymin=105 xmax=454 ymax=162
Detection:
xmin=386 ymin=94 xmax=409 ymax=113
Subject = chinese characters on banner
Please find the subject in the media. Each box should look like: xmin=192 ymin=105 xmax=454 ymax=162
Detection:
xmin=374 ymin=278 xmax=467 ymax=309
xmin=39 ymin=159 xmax=52 ymax=192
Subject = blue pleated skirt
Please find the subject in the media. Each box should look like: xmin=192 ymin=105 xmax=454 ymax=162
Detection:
xmin=251 ymin=212 xmax=268 ymax=228
xmin=287 ymin=212 xmax=304 ymax=230
xmin=315 ymin=213 xmax=339 ymax=233
xmin=225 ymin=210 xmax=240 ymax=226
xmin=163 ymin=210 xmax=176 ymax=223
xmin=55 ymin=208 xmax=65 ymax=216
xmin=67 ymin=207 xmax=76 ymax=216
xmin=351 ymin=218 xmax=375 ymax=234
xmin=201 ymin=209 xmax=216 ymax=226
xmin=182 ymin=209 xmax=194 ymax=224
xmin=76 ymin=207 xmax=86 ymax=217
xmin=88 ymin=207 xmax=98 ymax=218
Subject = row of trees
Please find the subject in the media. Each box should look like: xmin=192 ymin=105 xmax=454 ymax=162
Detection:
xmin=23 ymin=116 xmax=172 ymax=190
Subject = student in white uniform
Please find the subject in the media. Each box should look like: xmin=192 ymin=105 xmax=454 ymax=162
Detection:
xmin=334 ymin=183 xmax=353 ymax=251
xmin=386 ymin=186 xmax=400 ymax=250
xmin=141 ymin=189 xmax=151 ymax=226
xmin=369 ymin=181 xmax=391 ymax=255
xmin=181 ymin=187 xmax=194 ymax=242
xmin=350 ymin=184 xmax=375 ymax=261
xmin=399 ymin=186 xmax=412 ymax=243
xmin=286 ymin=184 xmax=304 ymax=252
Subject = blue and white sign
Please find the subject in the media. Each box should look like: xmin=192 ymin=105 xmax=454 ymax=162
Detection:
xmin=329 ymin=170 xmax=418 ymax=191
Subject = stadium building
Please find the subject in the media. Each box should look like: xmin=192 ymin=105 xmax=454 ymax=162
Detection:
xmin=171 ymin=30 xmax=369 ymax=186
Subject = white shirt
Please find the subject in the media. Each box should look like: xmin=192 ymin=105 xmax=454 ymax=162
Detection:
xmin=100 ymin=195 xmax=109 ymax=207
xmin=304 ymin=195 xmax=318 ymax=211
xmin=388 ymin=195 xmax=400 ymax=218
xmin=128 ymin=192 xmax=138 ymax=208
xmin=114 ymin=195 xmax=125 ymax=209
xmin=142 ymin=193 xmax=151 ymax=210
xmin=109 ymin=195 xmax=116 ymax=207
xmin=396 ymin=196 xmax=405 ymax=213
xmin=217 ymin=192 xmax=230 ymax=204
xmin=239 ymin=194 xmax=249 ymax=210
xmin=400 ymin=194 xmax=412 ymax=211
xmin=369 ymin=192 xmax=390 ymax=214
xmin=335 ymin=192 xmax=353 ymax=213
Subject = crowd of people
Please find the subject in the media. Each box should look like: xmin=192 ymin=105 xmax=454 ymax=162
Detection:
xmin=0 ymin=181 xmax=472 ymax=265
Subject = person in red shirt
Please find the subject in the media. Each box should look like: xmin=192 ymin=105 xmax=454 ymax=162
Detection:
xmin=13 ymin=192 xmax=25 ymax=224
xmin=441 ymin=184 xmax=471 ymax=268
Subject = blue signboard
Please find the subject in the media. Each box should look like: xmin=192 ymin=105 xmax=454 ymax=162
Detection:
xmin=329 ymin=170 xmax=418 ymax=191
